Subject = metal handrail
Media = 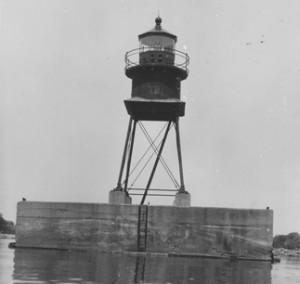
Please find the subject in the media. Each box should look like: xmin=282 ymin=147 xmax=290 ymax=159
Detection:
xmin=125 ymin=47 xmax=189 ymax=73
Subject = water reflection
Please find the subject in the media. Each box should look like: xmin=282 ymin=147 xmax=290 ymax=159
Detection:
xmin=12 ymin=247 xmax=272 ymax=284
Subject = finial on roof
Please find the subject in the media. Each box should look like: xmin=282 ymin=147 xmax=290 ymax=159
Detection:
xmin=155 ymin=16 xmax=162 ymax=30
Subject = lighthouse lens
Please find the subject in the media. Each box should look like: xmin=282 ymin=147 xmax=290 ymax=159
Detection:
xmin=140 ymin=36 xmax=175 ymax=51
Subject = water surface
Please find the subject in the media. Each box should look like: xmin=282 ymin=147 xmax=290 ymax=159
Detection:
xmin=1 ymin=239 xmax=299 ymax=283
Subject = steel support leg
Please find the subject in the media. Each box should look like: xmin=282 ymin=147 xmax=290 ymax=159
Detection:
xmin=115 ymin=118 xmax=133 ymax=191
xmin=175 ymin=118 xmax=186 ymax=193
xmin=124 ymin=119 xmax=137 ymax=192
xmin=140 ymin=121 xmax=172 ymax=205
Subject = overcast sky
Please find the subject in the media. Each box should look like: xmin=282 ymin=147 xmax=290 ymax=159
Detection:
xmin=1 ymin=0 xmax=300 ymax=235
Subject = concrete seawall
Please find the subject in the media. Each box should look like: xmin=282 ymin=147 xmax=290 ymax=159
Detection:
xmin=16 ymin=201 xmax=273 ymax=260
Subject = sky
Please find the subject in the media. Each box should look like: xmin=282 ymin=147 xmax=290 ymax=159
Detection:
xmin=1 ymin=0 xmax=300 ymax=235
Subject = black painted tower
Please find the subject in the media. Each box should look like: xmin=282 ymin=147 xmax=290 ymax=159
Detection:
xmin=114 ymin=17 xmax=190 ymax=205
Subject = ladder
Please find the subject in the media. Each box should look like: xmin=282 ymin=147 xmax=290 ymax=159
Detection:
xmin=137 ymin=205 xmax=148 ymax=252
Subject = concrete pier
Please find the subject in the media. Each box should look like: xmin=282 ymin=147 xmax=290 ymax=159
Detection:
xmin=15 ymin=201 xmax=273 ymax=260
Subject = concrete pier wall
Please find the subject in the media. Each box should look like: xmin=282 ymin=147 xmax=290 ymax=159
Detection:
xmin=146 ymin=206 xmax=273 ymax=259
xmin=16 ymin=201 xmax=273 ymax=260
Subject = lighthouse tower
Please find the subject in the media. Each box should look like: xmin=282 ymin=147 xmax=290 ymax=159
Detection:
xmin=110 ymin=17 xmax=190 ymax=206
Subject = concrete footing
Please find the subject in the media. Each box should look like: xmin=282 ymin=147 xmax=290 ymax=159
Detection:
xmin=174 ymin=192 xmax=191 ymax=207
xmin=109 ymin=190 xmax=132 ymax=204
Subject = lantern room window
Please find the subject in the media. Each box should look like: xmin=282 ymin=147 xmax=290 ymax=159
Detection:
xmin=139 ymin=35 xmax=176 ymax=51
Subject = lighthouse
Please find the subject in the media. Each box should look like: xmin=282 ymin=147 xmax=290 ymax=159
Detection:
xmin=110 ymin=17 xmax=190 ymax=206
xmin=15 ymin=18 xmax=274 ymax=259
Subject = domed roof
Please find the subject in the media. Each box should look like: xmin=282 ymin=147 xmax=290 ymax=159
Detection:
xmin=138 ymin=16 xmax=177 ymax=42
xmin=155 ymin=16 xmax=162 ymax=27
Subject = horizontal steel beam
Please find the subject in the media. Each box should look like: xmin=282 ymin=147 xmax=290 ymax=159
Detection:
xmin=129 ymin=193 xmax=175 ymax=197
xmin=128 ymin=188 xmax=177 ymax=192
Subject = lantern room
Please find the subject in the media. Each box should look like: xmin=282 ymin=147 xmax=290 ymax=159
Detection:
xmin=139 ymin=17 xmax=176 ymax=50
xmin=138 ymin=16 xmax=177 ymax=66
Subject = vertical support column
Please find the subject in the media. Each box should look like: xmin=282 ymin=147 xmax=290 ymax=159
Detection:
xmin=115 ymin=117 xmax=133 ymax=191
xmin=124 ymin=119 xmax=137 ymax=192
xmin=174 ymin=117 xmax=191 ymax=207
xmin=175 ymin=118 xmax=185 ymax=193
xmin=109 ymin=118 xmax=133 ymax=204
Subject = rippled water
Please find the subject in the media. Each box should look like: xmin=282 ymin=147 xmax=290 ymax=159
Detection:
xmin=1 ymin=238 xmax=300 ymax=284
